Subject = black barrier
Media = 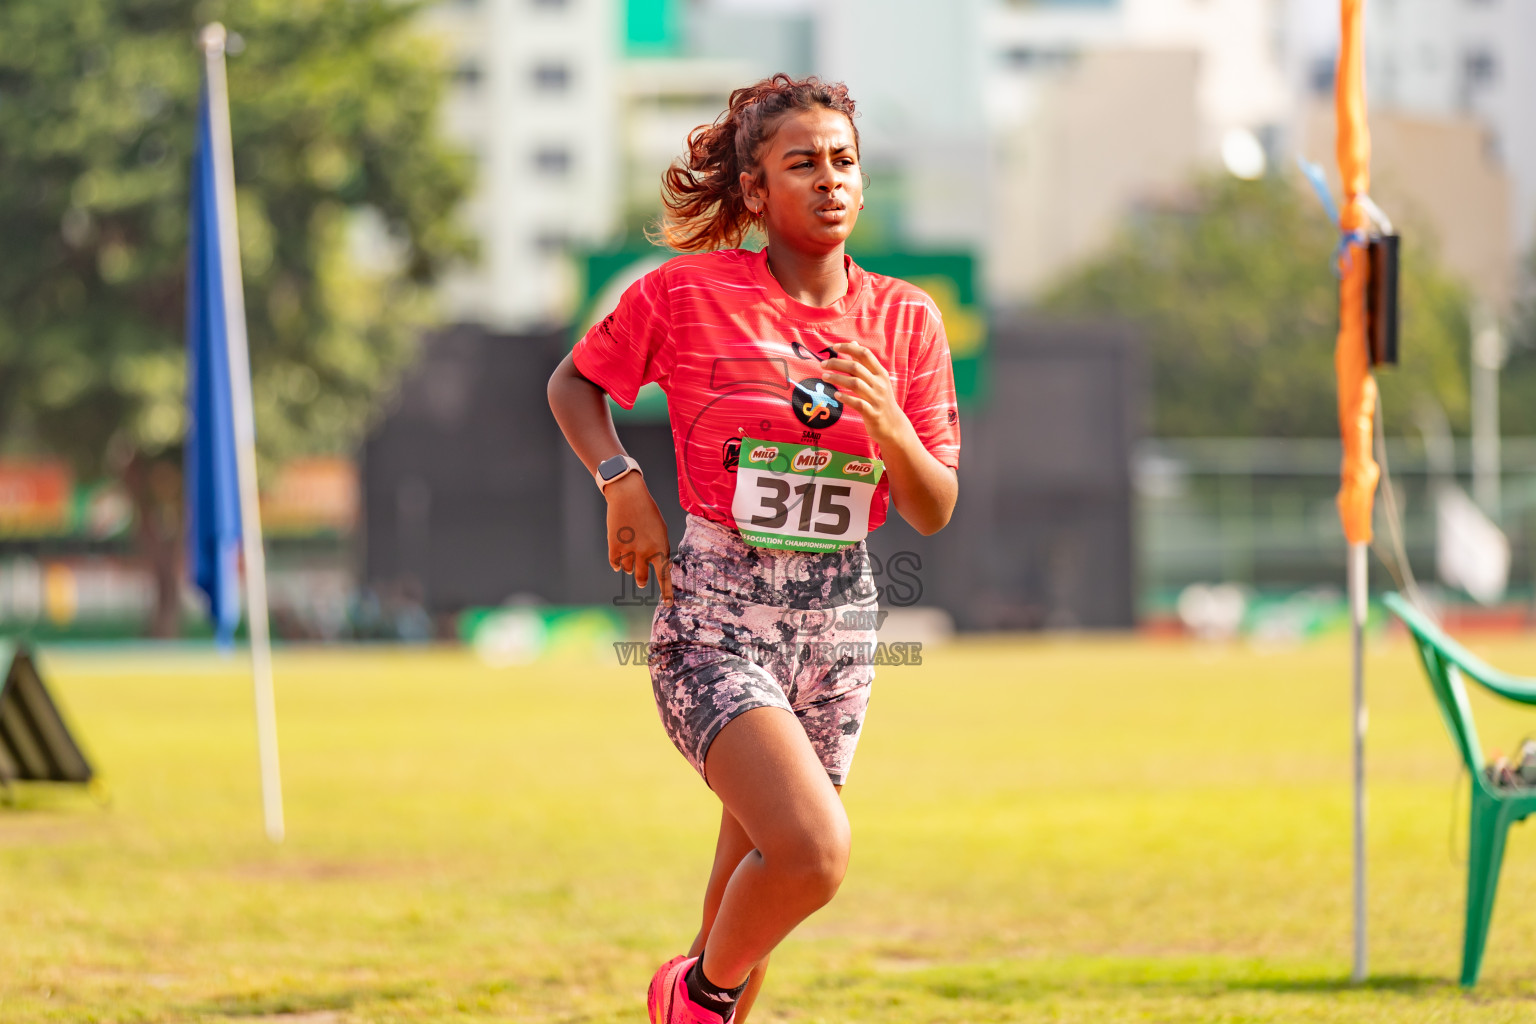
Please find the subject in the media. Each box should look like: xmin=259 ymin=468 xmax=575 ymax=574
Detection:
xmin=363 ymin=317 xmax=1143 ymax=630
xmin=0 ymin=642 xmax=94 ymax=787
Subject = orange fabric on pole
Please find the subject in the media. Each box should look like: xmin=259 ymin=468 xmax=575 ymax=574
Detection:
xmin=1335 ymin=0 xmax=1378 ymax=544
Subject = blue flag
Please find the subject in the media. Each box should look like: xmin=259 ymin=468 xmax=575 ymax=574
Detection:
xmin=185 ymin=84 xmax=243 ymax=646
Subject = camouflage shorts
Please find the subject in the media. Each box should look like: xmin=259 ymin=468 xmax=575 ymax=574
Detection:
xmin=649 ymin=514 xmax=879 ymax=786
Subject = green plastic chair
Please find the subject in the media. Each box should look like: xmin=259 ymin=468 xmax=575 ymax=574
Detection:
xmin=1382 ymin=592 xmax=1536 ymax=986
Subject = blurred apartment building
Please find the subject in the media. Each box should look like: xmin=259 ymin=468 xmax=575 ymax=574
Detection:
xmin=420 ymin=0 xmax=621 ymax=330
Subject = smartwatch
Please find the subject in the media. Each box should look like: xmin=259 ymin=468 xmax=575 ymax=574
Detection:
xmin=595 ymin=454 xmax=643 ymax=493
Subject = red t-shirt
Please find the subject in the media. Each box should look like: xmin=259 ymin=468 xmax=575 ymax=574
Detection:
xmin=571 ymin=247 xmax=961 ymax=534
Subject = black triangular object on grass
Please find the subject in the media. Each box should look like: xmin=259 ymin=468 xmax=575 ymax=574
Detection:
xmin=0 ymin=641 xmax=93 ymax=785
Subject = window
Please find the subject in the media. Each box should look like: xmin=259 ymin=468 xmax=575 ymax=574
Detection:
xmin=1001 ymin=47 xmax=1076 ymax=72
xmin=1308 ymin=56 xmax=1334 ymax=96
xmin=532 ymin=62 xmax=571 ymax=91
xmin=454 ymin=60 xmax=483 ymax=88
xmin=533 ymin=147 xmax=572 ymax=176
xmin=1484 ymin=130 xmax=1503 ymax=165
xmin=1463 ymin=48 xmax=1497 ymax=86
xmin=534 ymin=230 xmax=570 ymax=254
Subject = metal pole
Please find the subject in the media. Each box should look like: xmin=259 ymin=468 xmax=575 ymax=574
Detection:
xmin=1470 ymin=300 xmax=1503 ymax=519
xmin=201 ymin=23 xmax=285 ymax=843
xmin=1349 ymin=540 xmax=1368 ymax=982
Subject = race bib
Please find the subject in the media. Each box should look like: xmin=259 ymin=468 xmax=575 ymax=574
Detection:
xmin=732 ymin=437 xmax=886 ymax=552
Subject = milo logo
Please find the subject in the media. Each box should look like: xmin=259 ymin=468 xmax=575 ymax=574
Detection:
xmin=843 ymin=460 xmax=875 ymax=476
xmin=792 ymin=449 xmax=831 ymax=472
xmin=748 ymin=445 xmax=779 ymax=464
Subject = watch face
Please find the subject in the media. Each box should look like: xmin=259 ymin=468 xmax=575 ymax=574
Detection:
xmin=598 ymin=455 xmax=629 ymax=481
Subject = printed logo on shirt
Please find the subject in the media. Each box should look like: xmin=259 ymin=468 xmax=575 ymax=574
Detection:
xmin=791 ymin=340 xmax=835 ymax=363
xmin=791 ymin=377 xmax=843 ymax=429
xmin=722 ymin=437 xmax=741 ymax=472
xmin=791 ymin=449 xmax=832 ymax=473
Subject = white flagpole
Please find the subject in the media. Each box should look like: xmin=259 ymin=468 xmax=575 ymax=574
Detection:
xmin=1349 ymin=539 xmax=1367 ymax=982
xmin=201 ymin=22 xmax=285 ymax=843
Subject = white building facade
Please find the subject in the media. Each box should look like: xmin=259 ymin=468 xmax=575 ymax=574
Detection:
xmin=424 ymin=0 xmax=620 ymax=331
xmin=1364 ymin=0 xmax=1536 ymax=261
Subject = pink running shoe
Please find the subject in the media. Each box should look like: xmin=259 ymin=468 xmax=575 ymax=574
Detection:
xmin=646 ymin=954 xmax=733 ymax=1023
xmin=647 ymin=955 xmax=689 ymax=1024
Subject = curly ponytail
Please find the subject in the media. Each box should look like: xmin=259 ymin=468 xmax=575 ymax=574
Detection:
xmin=653 ymin=74 xmax=860 ymax=253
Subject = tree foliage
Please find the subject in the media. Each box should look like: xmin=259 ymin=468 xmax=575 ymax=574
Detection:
xmin=0 ymin=0 xmax=473 ymax=472
xmin=1040 ymin=175 xmax=1472 ymax=438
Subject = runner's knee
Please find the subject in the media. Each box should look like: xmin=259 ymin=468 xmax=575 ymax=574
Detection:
xmin=763 ymin=809 xmax=850 ymax=905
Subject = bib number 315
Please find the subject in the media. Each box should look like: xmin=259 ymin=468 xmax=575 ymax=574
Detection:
xmin=731 ymin=437 xmax=885 ymax=552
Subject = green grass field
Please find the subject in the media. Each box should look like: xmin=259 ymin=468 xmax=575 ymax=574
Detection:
xmin=6 ymin=634 xmax=1536 ymax=1022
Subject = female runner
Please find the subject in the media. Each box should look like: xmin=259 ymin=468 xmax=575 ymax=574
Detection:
xmin=547 ymin=74 xmax=960 ymax=1023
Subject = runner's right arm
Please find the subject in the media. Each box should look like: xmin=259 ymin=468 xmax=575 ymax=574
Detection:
xmin=548 ymin=352 xmax=673 ymax=600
